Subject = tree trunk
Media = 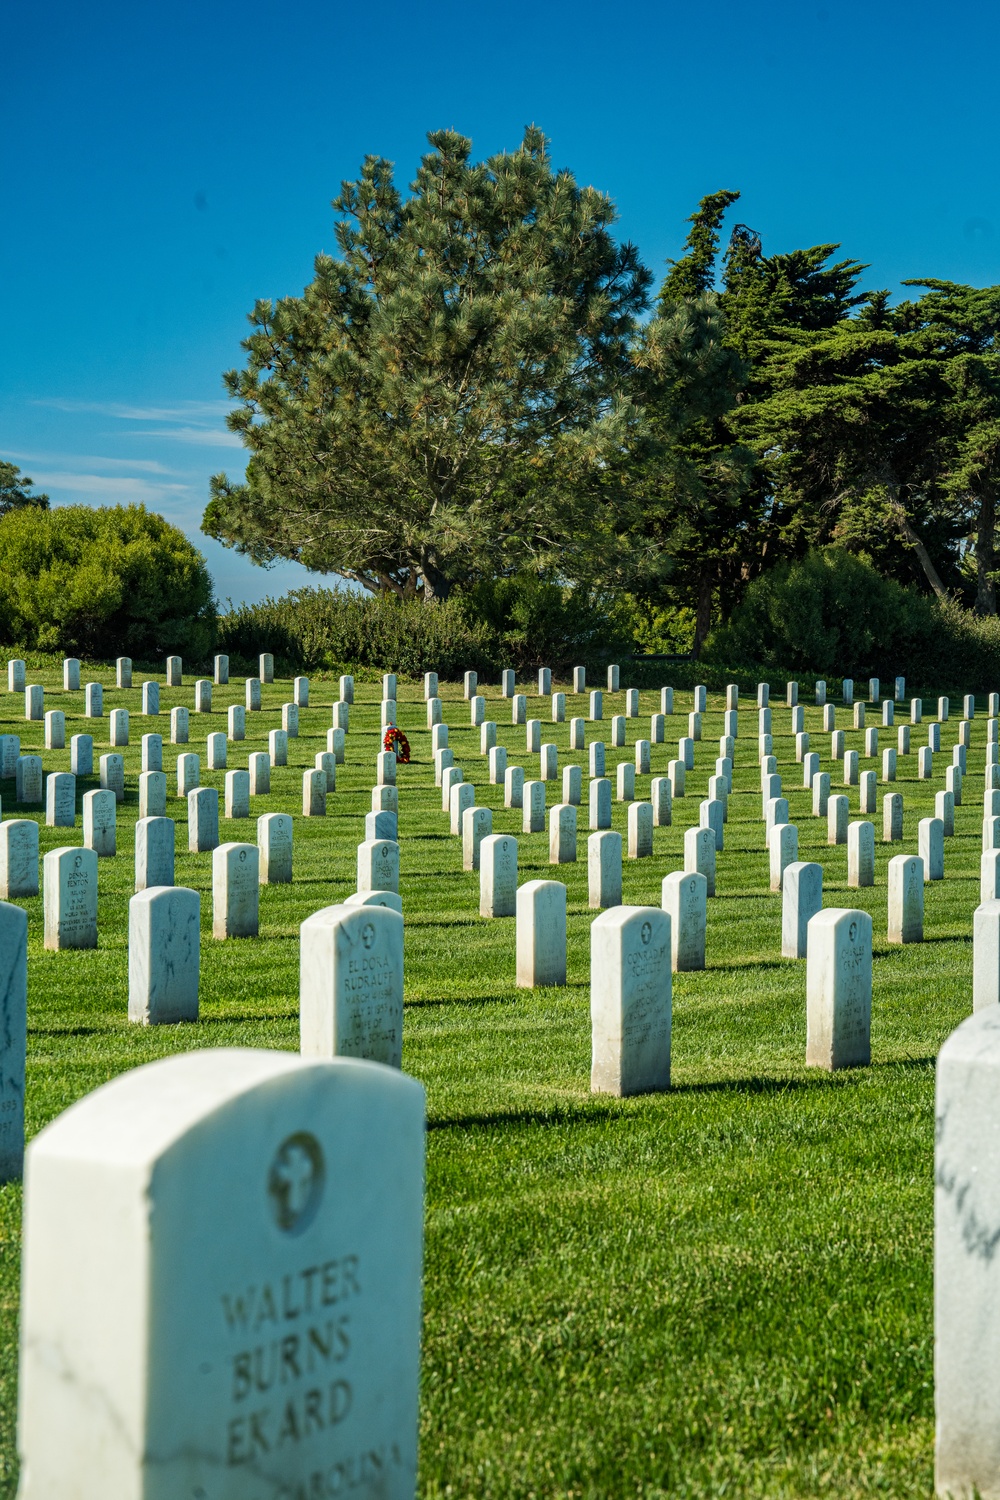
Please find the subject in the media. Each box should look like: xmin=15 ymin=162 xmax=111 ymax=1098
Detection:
xmin=421 ymin=553 xmax=451 ymax=603
xmin=691 ymin=567 xmax=714 ymax=658
xmin=976 ymin=486 xmax=997 ymax=616
xmin=888 ymin=502 xmax=949 ymax=602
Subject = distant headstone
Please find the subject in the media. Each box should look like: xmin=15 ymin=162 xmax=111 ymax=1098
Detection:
xmin=501 ymin=669 xmax=515 ymax=697
xmin=116 ymin=657 xmax=131 ymax=688
xmin=15 ymin=755 xmax=43 ymax=806
xmin=590 ymin=690 xmax=603 ymax=721
xmin=589 ymin=777 xmax=612 ymax=830
xmin=44 ymin=846 xmax=98 ymax=950
xmin=847 ymin=820 xmax=875 ymax=887
xmin=504 ymin=764 xmax=524 ymax=809
xmin=63 ymin=658 xmax=81 ymax=692
xmin=449 ymin=780 xmax=473 ymax=835
xmin=590 ymin=907 xmax=671 ymax=1097
xmin=424 ymin=670 xmax=438 ymax=699
xmin=70 ymin=733 xmax=93 ymax=777
xmin=300 ymin=904 xmax=404 ymax=1066
xmin=462 ymin=806 xmax=493 ymax=871
xmin=225 ymin=769 xmax=251 ymax=820
xmin=24 ymin=685 xmax=43 ymax=721
xmin=516 ymin=879 xmax=567 ymax=986
xmin=170 ymin=705 xmax=188 ymax=743
xmin=616 ymin=762 xmax=635 ymax=802
xmin=651 ymin=776 xmax=672 ymax=827
xmin=16 ymin=1048 xmax=424 ymax=1497
xmin=480 ymin=834 xmax=517 ymax=917
xmin=627 ymin=801 xmax=653 ymax=858
xmin=769 ymin=822 xmax=798 ymax=891
xmin=293 ymin=675 xmax=310 ymax=708
xmin=214 ymin=654 xmax=229 ymax=685
xmin=888 ymin=854 xmax=924 ymax=943
xmin=282 ymin=703 xmax=300 ymax=738
xmin=99 ymin=753 xmax=125 ymax=804
xmin=562 ymin=764 xmax=582 ymax=805
xmin=883 ymin=791 xmax=904 ymax=842
xmin=302 ymin=769 xmax=327 ymax=818
xmin=7 ymin=660 xmax=25 ymax=693
xmin=139 ymin=770 xmax=167 ymax=820
xmin=588 ymin=829 xmax=622 ymax=909
xmin=206 ymin=731 xmax=227 ymax=770
xmin=540 ymin=742 xmax=558 ymax=781
xmin=782 ymin=861 xmax=822 ymax=958
xmin=259 ymin=651 xmax=274 ymax=682
xmin=573 ymin=667 xmax=586 ymax=693
xmin=339 ymin=673 xmax=354 ymax=703
xmin=187 ymin=786 xmax=219 ymax=853
xmin=268 ymin=728 xmax=288 ymax=767
xmin=805 ymin=908 xmax=872 ymax=1069
xmin=683 ymin=826 xmax=716 ymax=896
xmin=589 ymin=741 xmax=606 ymax=778
xmin=511 ymin=694 xmax=527 ymax=725
xmin=84 ymin=682 xmax=102 ymax=717
xmin=0 ymin=734 xmax=20 ymax=779
xmin=142 ymin=681 xmax=160 ymax=717
xmin=135 ymin=816 xmax=176 ymax=892
xmin=45 ymin=771 xmax=75 ymax=828
xmin=523 ymin=779 xmax=546 ymax=833
xmin=828 ymin=794 xmax=849 ymax=845
xmin=661 ymin=870 xmax=706 ymax=971
xmin=141 ymin=732 xmax=163 ymax=773
xmin=212 ymin=842 xmax=259 ymax=938
xmin=538 ymin=667 xmax=552 ymax=695
xmin=81 ymin=787 xmax=116 ymax=857
xmin=258 ymin=811 xmax=293 ymax=884
xmin=0 ymin=820 xmax=39 ymax=898
xmin=245 ymin=677 xmax=262 ymax=712
xmin=194 ymin=679 xmax=212 ymax=714
xmin=920 ymin=815 xmax=945 ymax=881
xmin=176 ymin=752 xmax=200 ymax=798
xmin=358 ymin=839 xmax=400 ymax=895
xmin=43 ymin=710 xmax=64 ymax=750
xmin=551 ymin=691 xmax=566 ymax=723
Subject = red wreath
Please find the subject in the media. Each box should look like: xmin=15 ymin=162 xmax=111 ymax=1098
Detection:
xmin=383 ymin=727 xmax=410 ymax=763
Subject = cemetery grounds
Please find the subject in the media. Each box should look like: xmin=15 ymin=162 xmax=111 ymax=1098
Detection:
xmin=0 ymin=666 xmax=971 ymax=1498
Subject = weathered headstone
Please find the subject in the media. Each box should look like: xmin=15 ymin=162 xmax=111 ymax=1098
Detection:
xmin=84 ymin=682 xmax=102 ymax=717
xmin=213 ymin=842 xmax=259 ymax=938
xmin=225 ymin=769 xmax=251 ymax=820
xmin=165 ymin=655 xmax=182 ymax=686
xmin=936 ymin=789 xmax=956 ymax=838
xmin=7 ymin=660 xmax=25 ymax=693
xmin=139 ymin=770 xmax=167 ymax=819
xmin=562 ymin=764 xmax=582 ymax=806
xmin=283 ymin=703 xmax=300 ymax=738
xmin=589 ymin=777 xmax=612 ymax=830
xmin=424 ymin=670 xmax=439 ymax=699
xmin=302 ymin=769 xmax=327 ymax=818
xmin=920 ymin=815 xmax=945 ymax=881
xmin=588 ymin=830 xmax=622 ymax=909
xmin=245 ymin=676 xmax=262 ymax=712
xmin=45 ymin=771 xmax=75 ymax=828
xmin=616 ymin=762 xmax=635 ymax=802
xmin=462 ymin=805 xmax=493 ymax=871
xmin=82 ymin=788 xmax=116 ymax=856
xmin=828 ymin=794 xmax=849 ymax=844
xmin=258 ymin=811 xmax=293 ymax=884
xmin=44 ymin=846 xmax=98 ymax=950
xmin=449 ymin=780 xmax=474 ymax=835
xmin=522 ymin=779 xmax=546 ymax=833
xmin=516 ymin=879 xmax=567 ymax=986
xmin=590 ymin=907 xmax=671 ymax=1097
xmin=269 ymin=728 xmax=288 ymax=767
xmin=683 ymin=825 xmax=716 ymax=896
xmin=214 ymin=653 xmax=229 ymax=685
xmin=206 ymin=732 xmax=227 ymax=771
xmin=504 ymin=764 xmax=524 ymax=808
xmin=194 ymin=679 xmax=212 ymax=714
xmin=651 ymin=776 xmax=672 ymax=826
xmin=847 ymin=820 xmax=875 ymax=887
xmin=16 ymin=756 xmax=43 ymax=806
xmin=142 ymin=681 xmax=160 ymax=717
xmin=973 ymin=901 xmax=1000 ymax=1010
xmin=769 ymin=821 xmax=798 ymax=891
xmin=44 ymin=710 xmax=65 ymax=750
xmin=549 ymin=803 xmax=577 ymax=864
xmin=70 ymin=733 xmax=93 ymax=777
xmin=805 ymin=908 xmax=872 ymax=1069
xmin=170 ymin=704 xmax=188 ymax=743
xmin=480 ymin=834 xmax=517 ymax=917
xmin=365 ymin=809 xmax=397 ymax=843
xmin=358 ymin=839 xmax=400 ymax=895
xmin=315 ymin=751 xmax=336 ymax=791
xmin=24 ymin=685 xmax=43 ymax=721
xmin=176 ymin=752 xmax=200 ymax=798
xmin=888 ymin=854 xmax=924 ymax=943
xmin=883 ymin=791 xmax=904 ymax=842
xmin=812 ymin=772 xmax=831 ymax=817
xmin=982 ymin=850 xmax=1000 ymax=904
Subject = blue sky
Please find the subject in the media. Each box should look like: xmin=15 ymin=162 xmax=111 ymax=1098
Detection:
xmin=3 ymin=0 xmax=998 ymax=605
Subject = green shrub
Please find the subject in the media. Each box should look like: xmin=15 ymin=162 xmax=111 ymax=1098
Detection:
xmin=701 ymin=548 xmax=1000 ymax=693
xmin=217 ymin=588 xmax=496 ymax=679
xmin=0 ymin=504 xmax=216 ymax=660
xmin=455 ymin=574 xmax=635 ymax=673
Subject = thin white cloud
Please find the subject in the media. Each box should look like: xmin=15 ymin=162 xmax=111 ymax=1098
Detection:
xmin=1 ymin=448 xmax=176 ymax=475
xmin=121 ymin=426 xmax=243 ymax=448
xmin=36 ymin=398 xmax=231 ymax=423
xmin=30 ymin=471 xmax=190 ymax=501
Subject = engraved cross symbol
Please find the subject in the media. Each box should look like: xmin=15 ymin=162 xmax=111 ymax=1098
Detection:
xmin=361 ymin=922 xmax=376 ymax=950
xmin=274 ymin=1142 xmax=314 ymax=1216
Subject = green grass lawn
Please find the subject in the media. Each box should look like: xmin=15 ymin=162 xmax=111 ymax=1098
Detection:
xmin=0 ymin=664 xmax=982 ymax=1496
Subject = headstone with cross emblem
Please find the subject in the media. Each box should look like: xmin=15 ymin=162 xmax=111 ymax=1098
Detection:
xmin=16 ymin=1048 xmax=425 ymax=1497
xmin=212 ymin=843 xmax=259 ymax=939
xmin=43 ymin=846 xmax=98 ymax=950
xmin=805 ymin=907 xmax=872 ymax=1069
xmin=590 ymin=906 xmax=672 ymax=1096
xmin=300 ymin=904 xmax=405 ymax=1067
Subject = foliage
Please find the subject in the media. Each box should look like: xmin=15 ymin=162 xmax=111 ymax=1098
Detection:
xmin=0 ymin=504 xmax=216 ymax=659
xmin=0 ymin=461 xmax=49 ymax=519
xmin=455 ymin=573 xmax=635 ymax=672
xmin=217 ymin=588 xmax=497 ymax=678
xmin=205 ymin=126 xmax=651 ymax=600
xmin=702 ymin=547 xmax=1000 ymax=691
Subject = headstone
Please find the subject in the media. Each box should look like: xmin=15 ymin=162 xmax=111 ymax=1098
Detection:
xmin=139 ymin=770 xmax=167 ymax=820
xmin=442 ymin=767 xmax=464 ymax=816
xmin=694 ymin=685 xmax=707 ymax=713
xmin=339 ymin=673 xmax=354 ymax=703
xmin=608 ymin=664 xmax=621 ymax=692
xmin=538 ymin=667 xmax=552 ymax=695
xmin=803 ymin=751 xmax=820 ymax=788
xmin=259 ymin=651 xmax=274 ymax=682
xmin=590 ymin=690 xmax=603 ymax=721
xmin=245 ymin=677 xmax=261 ymax=712
xmin=449 ymin=780 xmax=474 ymax=835
xmin=487 ymin=745 xmax=507 ymax=786
xmin=45 ymin=771 xmax=75 ymax=828
xmin=462 ymin=805 xmax=493 ymax=871
xmin=782 ymin=861 xmax=822 ymax=958
xmin=434 ymin=748 xmax=454 ymax=788
xmin=225 ymin=769 xmax=251 ymax=820
xmin=177 ymin=752 xmax=200 ymax=798
xmin=965 ymin=693 xmax=976 ymax=719
xmin=142 ymin=681 xmax=161 ymax=716
xmin=795 ymin=731 xmax=809 ymax=763
xmin=547 ymin=803 xmax=577 ymax=865
xmin=769 ymin=822 xmax=798 ymax=891
xmin=70 ymin=733 xmax=93 ymax=776
xmin=588 ymin=830 xmax=622 ymax=909
xmin=82 ymin=788 xmax=116 ymax=856
xmin=947 ymin=764 xmax=963 ymax=805
xmin=511 ymin=694 xmax=527 ymax=725
xmin=832 ymin=730 xmax=845 ymax=760
xmin=974 ymin=901 xmax=1000 ymax=1010
xmin=933 ymin=1007 xmax=1000 ymax=1500
xmin=344 ymin=890 xmax=403 ymax=913
xmin=573 ymin=666 xmax=586 ymax=694
xmin=791 ymin=705 xmax=804 ymax=735
xmin=43 ymin=710 xmax=65 ymax=750
xmin=480 ymin=834 xmax=518 ymax=917
xmin=469 ymin=696 xmax=485 ymax=728
xmin=888 ymin=854 xmax=924 ymax=943
xmin=540 ymin=742 xmax=558 ymax=781
xmin=625 ymin=800 xmax=652 ymax=859
xmin=882 ymin=747 xmax=897 ymax=782
xmin=43 ymin=846 xmax=98 ymax=950
xmin=381 ymin=701 xmax=396 ymax=731
xmin=212 ymin=842 xmax=259 ymax=938
xmin=0 ymin=821 xmax=39 ymax=898
xmin=16 ymin=1049 xmax=424 ymax=1497
xmin=757 ymin=683 xmax=770 ymax=708
xmin=590 ymin=907 xmax=671 ymax=1097
xmin=24 ymin=684 xmax=43 ymax=721
xmin=551 ymin=692 xmax=566 ymax=723
xmin=786 ymin=681 xmax=798 ymax=708
xmin=462 ymin=670 xmax=478 ymax=700
xmin=828 ymin=794 xmax=848 ymax=845
xmin=864 ymin=727 xmax=878 ymax=758
xmin=294 ymin=675 xmax=310 ymax=708
xmin=936 ymin=789 xmax=956 ymax=838
xmin=562 ymin=764 xmax=582 ymax=806
xmin=764 ymin=796 xmax=789 ymax=846
xmin=188 ymin=786 xmax=220 ymax=853
xmin=929 ymin=723 xmax=942 ymax=752
xmin=170 ymin=705 xmax=188 ymax=743
xmin=315 ymin=751 xmax=336 ymax=791
xmin=135 ymin=816 xmax=176 ymax=891
xmin=882 ymin=700 xmax=894 ymax=727
xmin=15 ymin=755 xmax=43 ymax=806
xmin=522 ymin=779 xmax=546 ymax=833
xmin=823 ymin=704 xmax=835 ymax=731
xmin=661 ymin=687 xmax=674 ymax=714
xmin=358 ymin=839 xmax=400 ymax=895
xmin=805 ymin=907 xmax=872 ymax=1069
xmin=860 ymin=768 xmax=877 ymax=814
xmin=589 ymin=777 xmax=612 ymax=830
xmin=625 ymin=688 xmax=639 ymax=718
xmin=847 ymin=820 xmax=875 ymax=887
xmin=660 ymin=869 xmax=707 ymax=971
xmin=668 ymin=759 xmax=685 ymax=799
xmin=650 ymin=713 xmax=664 ymax=745
xmin=500 ymin=669 xmax=515 ymax=698
xmin=424 ymin=670 xmax=438 ymax=699
xmin=141 ymin=732 xmax=163 ymax=773
xmin=700 ymin=797 xmax=724 ymax=852
xmin=165 ymin=655 xmax=182 ymax=686
xmin=883 ymin=792 xmax=904 ymax=842
xmin=206 ymin=732 xmax=227 ymax=771
xmin=300 ymin=904 xmax=405 ymax=1067
xmin=898 ymin=724 xmax=911 ymax=755
xmin=84 ymin=682 xmax=102 ymax=717
xmin=983 ymin=851 xmax=1000 ymax=905
xmin=919 ymin=815 xmax=945 ymax=881
xmin=116 ymin=656 xmax=132 ymax=688
xmin=985 ymin=816 xmax=1000 ymax=853
xmin=302 ymin=769 xmax=327 ymax=818
xmin=283 ymin=703 xmax=300 ymax=738
xmin=0 ymin=900 xmax=26 ymax=1176
xmin=427 ymin=697 xmax=442 ymax=729
xmin=7 ymin=660 xmax=25 ymax=693
xmin=109 ymin=707 xmax=129 ymax=748
xmin=687 ymin=711 xmax=702 ymax=742
xmin=258 ymin=811 xmax=293 ymax=883
xmin=269 ymin=728 xmax=288 ymax=767
xmin=812 ymin=772 xmax=831 ymax=817
xmin=589 ymin=741 xmax=606 ymax=778
xmin=726 ymin=683 xmax=739 ymax=710
xmin=214 ymin=654 xmax=229 ymax=685
xmin=504 ymin=764 xmax=524 ymax=809
xmin=616 ymin=762 xmax=635 ymax=802
xmin=55 ymin=658 xmax=74 ymax=692
xmin=516 ymin=879 xmax=567 ymax=985
xmin=228 ymin=704 xmax=245 ymax=742
xmin=843 ymin=749 xmax=858 ymax=786
xmin=371 ymin=786 xmax=398 ymax=815
xmin=815 ymin=680 xmax=827 ymax=706
xmin=194 ymin=679 xmax=212 ymax=713
xmin=684 ymin=825 xmax=716 ymax=896
xmin=651 ymin=776 xmax=672 ymax=826
xmin=843 ymin=678 xmax=854 ymax=705
xmin=635 ymin=738 xmax=651 ymax=775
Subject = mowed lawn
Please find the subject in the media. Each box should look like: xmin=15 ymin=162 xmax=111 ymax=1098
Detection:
xmin=0 ymin=663 xmax=980 ymax=1496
